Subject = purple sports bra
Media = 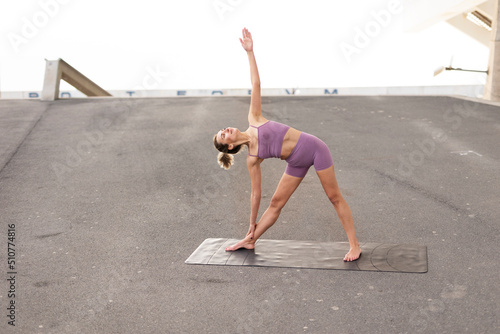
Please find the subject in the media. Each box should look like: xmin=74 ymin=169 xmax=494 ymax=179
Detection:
xmin=248 ymin=121 xmax=290 ymax=159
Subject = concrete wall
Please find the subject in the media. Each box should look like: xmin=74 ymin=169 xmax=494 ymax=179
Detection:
xmin=0 ymin=85 xmax=484 ymax=99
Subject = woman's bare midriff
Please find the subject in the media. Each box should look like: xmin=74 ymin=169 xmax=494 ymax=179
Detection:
xmin=280 ymin=128 xmax=302 ymax=160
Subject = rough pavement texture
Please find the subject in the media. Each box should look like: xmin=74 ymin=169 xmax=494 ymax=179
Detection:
xmin=0 ymin=96 xmax=499 ymax=333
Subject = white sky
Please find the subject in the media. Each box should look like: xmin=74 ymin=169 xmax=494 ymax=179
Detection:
xmin=0 ymin=0 xmax=490 ymax=92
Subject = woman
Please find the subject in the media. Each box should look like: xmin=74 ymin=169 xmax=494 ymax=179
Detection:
xmin=213 ymin=28 xmax=362 ymax=261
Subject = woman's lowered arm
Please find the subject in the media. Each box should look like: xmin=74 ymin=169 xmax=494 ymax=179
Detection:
xmin=246 ymin=155 xmax=262 ymax=239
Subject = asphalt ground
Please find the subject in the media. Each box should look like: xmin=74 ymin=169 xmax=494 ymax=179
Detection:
xmin=0 ymin=95 xmax=499 ymax=333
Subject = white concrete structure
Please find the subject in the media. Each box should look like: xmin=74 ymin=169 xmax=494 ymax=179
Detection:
xmin=2 ymin=1 xmax=498 ymax=101
xmin=0 ymin=85 xmax=483 ymax=100
xmin=485 ymin=0 xmax=500 ymax=99
xmin=41 ymin=58 xmax=111 ymax=101
xmin=404 ymin=0 xmax=492 ymax=45
xmin=403 ymin=0 xmax=500 ymax=100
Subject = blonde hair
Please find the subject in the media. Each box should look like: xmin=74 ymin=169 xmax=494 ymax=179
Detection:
xmin=213 ymin=134 xmax=244 ymax=170
xmin=217 ymin=152 xmax=234 ymax=170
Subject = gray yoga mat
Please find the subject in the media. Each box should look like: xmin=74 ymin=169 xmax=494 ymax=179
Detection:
xmin=185 ymin=238 xmax=428 ymax=273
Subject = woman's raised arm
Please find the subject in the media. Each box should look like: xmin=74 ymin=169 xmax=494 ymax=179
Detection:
xmin=240 ymin=28 xmax=263 ymax=123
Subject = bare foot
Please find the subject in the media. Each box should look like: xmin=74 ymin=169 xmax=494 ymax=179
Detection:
xmin=344 ymin=245 xmax=362 ymax=262
xmin=225 ymin=238 xmax=255 ymax=251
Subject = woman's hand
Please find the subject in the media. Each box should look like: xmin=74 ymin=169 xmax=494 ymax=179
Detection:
xmin=246 ymin=223 xmax=256 ymax=239
xmin=239 ymin=27 xmax=253 ymax=52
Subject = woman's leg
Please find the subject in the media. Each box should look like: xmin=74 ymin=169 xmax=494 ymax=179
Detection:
xmin=225 ymin=172 xmax=303 ymax=251
xmin=316 ymin=166 xmax=361 ymax=261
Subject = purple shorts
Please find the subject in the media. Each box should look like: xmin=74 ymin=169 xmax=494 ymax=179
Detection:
xmin=285 ymin=132 xmax=334 ymax=178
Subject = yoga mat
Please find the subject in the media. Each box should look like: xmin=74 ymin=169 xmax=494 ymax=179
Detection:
xmin=185 ymin=238 xmax=428 ymax=273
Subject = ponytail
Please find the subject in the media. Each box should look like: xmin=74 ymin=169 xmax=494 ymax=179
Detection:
xmin=217 ymin=152 xmax=234 ymax=170
xmin=213 ymin=134 xmax=244 ymax=170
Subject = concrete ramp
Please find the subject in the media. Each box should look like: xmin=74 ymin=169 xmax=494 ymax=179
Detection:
xmin=0 ymin=96 xmax=499 ymax=333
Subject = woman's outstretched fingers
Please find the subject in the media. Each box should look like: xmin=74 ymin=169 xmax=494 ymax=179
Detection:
xmin=239 ymin=28 xmax=253 ymax=52
xmin=246 ymin=224 xmax=256 ymax=239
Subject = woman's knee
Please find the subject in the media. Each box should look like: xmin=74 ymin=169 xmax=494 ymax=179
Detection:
xmin=269 ymin=195 xmax=286 ymax=211
xmin=327 ymin=191 xmax=344 ymax=206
